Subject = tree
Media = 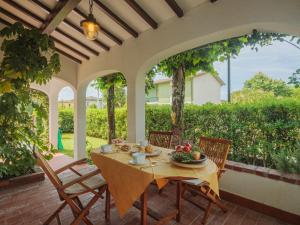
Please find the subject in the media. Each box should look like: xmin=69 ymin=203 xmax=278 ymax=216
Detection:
xmin=231 ymin=89 xmax=275 ymax=103
xmin=244 ymin=72 xmax=292 ymax=97
xmin=91 ymin=73 xmax=126 ymax=143
xmin=0 ymin=23 xmax=60 ymax=178
xmin=288 ymin=69 xmax=300 ymax=88
xmin=148 ymin=31 xmax=283 ymax=139
xmin=101 ymin=85 xmax=126 ymax=108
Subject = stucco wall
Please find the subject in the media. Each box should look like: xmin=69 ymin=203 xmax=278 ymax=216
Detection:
xmin=192 ymin=75 xmax=222 ymax=105
xmin=220 ymin=170 xmax=300 ymax=216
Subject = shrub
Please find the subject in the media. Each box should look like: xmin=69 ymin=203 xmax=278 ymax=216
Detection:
xmin=58 ymin=98 xmax=300 ymax=172
xmin=59 ymin=109 xmax=74 ymax=133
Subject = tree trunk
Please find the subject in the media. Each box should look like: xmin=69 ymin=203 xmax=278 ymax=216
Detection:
xmin=171 ymin=64 xmax=185 ymax=143
xmin=107 ymin=84 xmax=116 ymax=144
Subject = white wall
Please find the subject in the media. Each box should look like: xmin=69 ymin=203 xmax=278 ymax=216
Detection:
xmin=192 ymin=75 xmax=222 ymax=105
xmin=220 ymin=170 xmax=300 ymax=216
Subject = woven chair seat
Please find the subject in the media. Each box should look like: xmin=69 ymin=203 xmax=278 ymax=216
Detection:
xmin=60 ymin=170 xmax=106 ymax=194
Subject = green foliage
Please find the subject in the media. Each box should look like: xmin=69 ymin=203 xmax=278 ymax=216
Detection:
xmin=171 ymin=152 xmax=194 ymax=163
xmin=244 ymin=72 xmax=292 ymax=97
xmin=59 ymin=99 xmax=300 ymax=173
xmin=272 ymin=144 xmax=300 ymax=174
xmin=59 ymin=109 xmax=74 ymax=133
xmin=32 ymin=90 xmax=49 ymax=142
xmin=0 ymin=23 xmax=60 ymax=178
xmin=86 ymin=108 xmax=128 ymax=139
xmin=232 ymin=89 xmax=275 ymax=103
xmin=288 ymin=69 xmax=300 ymax=88
xmin=91 ymin=73 xmax=126 ymax=107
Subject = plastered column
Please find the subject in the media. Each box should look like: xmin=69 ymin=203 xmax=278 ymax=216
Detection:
xmin=49 ymin=93 xmax=59 ymax=148
xmin=126 ymin=74 xmax=146 ymax=143
xmin=74 ymin=85 xmax=87 ymax=160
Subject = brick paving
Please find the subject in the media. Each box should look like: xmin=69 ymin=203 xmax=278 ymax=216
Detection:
xmin=0 ymin=154 xmax=291 ymax=225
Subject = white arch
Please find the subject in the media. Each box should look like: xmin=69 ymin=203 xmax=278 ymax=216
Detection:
xmin=77 ymin=0 xmax=300 ymax=86
xmin=31 ymin=77 xmax=76 ymax=148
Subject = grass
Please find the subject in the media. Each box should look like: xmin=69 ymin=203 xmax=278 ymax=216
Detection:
xmin=60 ymin=133 xmax=107 ymax=158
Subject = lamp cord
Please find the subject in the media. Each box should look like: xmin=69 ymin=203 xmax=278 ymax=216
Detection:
xmin=89 ymin=0 xmax=94 ymax=15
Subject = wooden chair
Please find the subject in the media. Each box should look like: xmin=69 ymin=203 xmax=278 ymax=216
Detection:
xmin=34 ymin=151 xmax=110 ymax=225
xmin=182 ymin=137 xmax=231 ymax=224
xmin=148 ymin=131 xmax=174 ymax=149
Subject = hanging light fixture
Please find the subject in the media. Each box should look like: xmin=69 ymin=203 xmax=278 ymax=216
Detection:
xmin=80 ymin=0 xmax=100 ymax=40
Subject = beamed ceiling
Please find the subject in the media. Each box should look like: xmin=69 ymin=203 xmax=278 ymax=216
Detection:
xmin=0 ymin=0 xmax=217 ymax=64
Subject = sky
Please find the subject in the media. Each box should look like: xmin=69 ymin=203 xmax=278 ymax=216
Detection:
xmin=58 ymin=40 xmax=300 ymax=101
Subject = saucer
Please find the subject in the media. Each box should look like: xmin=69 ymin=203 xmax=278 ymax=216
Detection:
xmin=128 ymin=160 xmax=147 ymax=166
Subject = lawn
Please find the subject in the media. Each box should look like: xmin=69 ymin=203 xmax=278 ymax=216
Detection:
xmin=60 ymin=133 xmax=107 ymax=157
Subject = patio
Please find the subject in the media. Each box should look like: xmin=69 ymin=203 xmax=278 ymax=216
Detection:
xmin=0 ymin=0 xmax=300 ymax=225
xmin=0 ymin=154 xmax=290 ymax=225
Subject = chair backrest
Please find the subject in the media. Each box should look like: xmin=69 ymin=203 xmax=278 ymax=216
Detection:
xmin=34 ymin=150 xmax=62 ymax=188
xmin=148 ymin=131 xmax=174 ymax=149
xmin=199 ymin=137 xmax=231 ymax=171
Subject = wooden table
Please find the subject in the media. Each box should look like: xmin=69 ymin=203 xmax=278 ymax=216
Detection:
xmin=91 ymin=145 xmax=219 ymax=225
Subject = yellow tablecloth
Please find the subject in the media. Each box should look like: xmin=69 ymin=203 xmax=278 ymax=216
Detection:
xmin=91 ymin=145 xmax=219 ymax=217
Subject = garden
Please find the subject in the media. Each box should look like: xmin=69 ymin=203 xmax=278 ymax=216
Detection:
xmin=59 ymin=94 xmax=300 ymax=173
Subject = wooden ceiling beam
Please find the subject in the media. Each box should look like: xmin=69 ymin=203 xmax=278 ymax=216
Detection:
xmin=31 ymin=0 xmax=52 ymax=12
xmin=40 ymin=0 xmax=82 ymax=34
xmin=51 ymin=36 xmax=89 ymax=60
xmin=55 ymin=47 xmax=82 ymax=64
xmin=30 ymin=0 xmax=109 ymax=51
xmin=0 ymin=17 xmax=11 ymax=27
xmin=0 ymin=12 xmax=82 ymax=64
xmin=165 ymin=0 xmax=183 ymax=18
xmin=124 ymin=0 xmax=158 ymax=29
xmin=93 ymin=0 xmax=138 ymax=38
xmin=55 ymin=28 xmax=99 ymax=55
xmin=5 ymin=0 xmax=100 ymax=55
xmin=0 ymin=7 xmax=35 ymax=29
xmin=3 ymin=0 xmax=44 ymax=23
xmin=73 ymin=7 xmax=123 ymax=45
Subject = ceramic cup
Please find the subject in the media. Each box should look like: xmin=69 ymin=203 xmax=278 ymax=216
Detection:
xmin=132 ymin=152 xmax=146 ymax=164
xmin=139 ymin=140 xmax=148 ymax=147
xmin=101 ymin=144 xmax=112 ymax=153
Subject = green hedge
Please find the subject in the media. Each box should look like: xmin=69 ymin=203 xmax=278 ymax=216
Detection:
xmin=59 ymin=99 xmax=300 ymax=172
xmin=59 ymin=109 xmax=74 ymax=133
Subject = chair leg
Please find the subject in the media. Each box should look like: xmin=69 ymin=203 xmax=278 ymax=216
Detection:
xmin=71 ymin=194 xmax=100 ymax=225
xmin=64 ymin=196 xmax=93 ymax=225
xmin=43 ymin=201 xmax=67 ymax=225
xmin=56 ymin=215 xmax=62 ymax=225
xmin=74 ymin=197 xmax=84 ymax=210
xmin=105 ymin=188 xmax=111 ymax=222
xmin=214 ymin=198 xmax=227 ymax=213
xmin=201 ymin=201 xmax=213 ymax=225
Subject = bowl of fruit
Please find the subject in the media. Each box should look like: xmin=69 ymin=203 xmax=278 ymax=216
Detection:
xmin=170 ymin=144 xmax=207 ymax=168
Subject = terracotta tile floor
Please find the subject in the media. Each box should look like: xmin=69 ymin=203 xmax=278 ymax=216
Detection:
xmin=0 ymin=154 xmax=290 ymax=225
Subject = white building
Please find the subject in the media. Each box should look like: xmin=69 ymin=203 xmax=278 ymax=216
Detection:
xmin=146 ymin=72 xmax=224 ymax=105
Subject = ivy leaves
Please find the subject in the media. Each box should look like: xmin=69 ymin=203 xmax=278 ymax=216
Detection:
xmin=0 ymin=23 xmax=60 ymax=178
xmin=0 ymin=22 xmax=60 ymax=94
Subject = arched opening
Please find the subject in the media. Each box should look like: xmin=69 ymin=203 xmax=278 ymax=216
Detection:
xmin=143 ymin=31 xmax=300 ymax=172
xmin=57 ymin=86 xmax=75 ymax=157
xmin=84 ymin=72 xmax=128 ymax=156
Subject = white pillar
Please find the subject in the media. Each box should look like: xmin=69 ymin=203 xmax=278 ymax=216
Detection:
xmin=49 ymin=93 xmax=58 ymax=148
xmin=74 ymin=85 xmax=87 ymax=160
xmin=127 ymin=74 xmax=146 ymax=142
